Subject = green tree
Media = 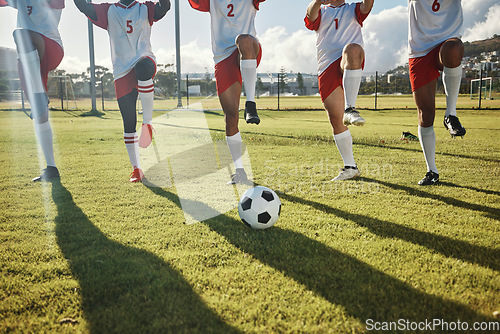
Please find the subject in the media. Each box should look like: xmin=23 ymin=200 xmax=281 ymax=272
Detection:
xmin=297 ymin=72 xmax=304 ymax=95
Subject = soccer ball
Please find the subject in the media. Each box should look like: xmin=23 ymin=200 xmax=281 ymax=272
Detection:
xmin=238 ymin=186 xmax=281 ymax=230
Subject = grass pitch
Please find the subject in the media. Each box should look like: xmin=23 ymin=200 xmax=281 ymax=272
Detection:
xmin=0 ymin=95 xmax=499 ymax=333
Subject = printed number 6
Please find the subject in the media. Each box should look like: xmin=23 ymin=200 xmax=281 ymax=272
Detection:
xmin=432 ymin=0 xmax=440 ymax=12
xmin=227 ymin=4 xmax=234 ymax=17
xmin=126 ymin=20 xmax=133 ymax=34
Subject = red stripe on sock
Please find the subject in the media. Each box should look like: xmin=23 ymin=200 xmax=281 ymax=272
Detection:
xmin=138 ymin=84 xmax=154 ymax=89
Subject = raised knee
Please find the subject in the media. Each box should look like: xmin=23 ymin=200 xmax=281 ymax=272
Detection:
xmin=343 ymin=43 xmax=364 ymax=57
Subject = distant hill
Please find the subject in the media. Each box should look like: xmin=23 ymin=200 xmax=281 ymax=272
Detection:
xmin=464 ymin=35 xmax=500 ymax=58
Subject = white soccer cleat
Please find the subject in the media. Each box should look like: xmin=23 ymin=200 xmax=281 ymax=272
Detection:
xmin=343 ymin=107 xmax=365 ymax=126
xmin=331 ymin=166 xmax=361 ymax=181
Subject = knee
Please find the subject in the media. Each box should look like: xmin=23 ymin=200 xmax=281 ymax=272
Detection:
xmin=236 ymin=34 xmax=258 ymax=58
xmin=440 ymin=38 xmax=464 ymax=67
xmin=342 ymin=43 xmax=364 ymax=69
xmin=135 ymin=58 xmax=155 ymax=81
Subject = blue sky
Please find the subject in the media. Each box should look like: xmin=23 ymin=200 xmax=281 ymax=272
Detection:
xmin=0 ymin=1 xmax=498 ymax=75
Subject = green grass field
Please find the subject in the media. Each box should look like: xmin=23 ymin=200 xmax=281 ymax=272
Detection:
xmin=1 ymin=95 xmax=499 ymax=333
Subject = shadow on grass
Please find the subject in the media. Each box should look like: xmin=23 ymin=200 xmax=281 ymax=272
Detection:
xmin=147 ymin=186 xmax=496 ymax=327
xmin=51 ymin=180 xmax=240 ymax=334
xmin=362 ymin=177 xmax=500 ymax=221
xmin=279 ymin=188 xmax=500 ymax=273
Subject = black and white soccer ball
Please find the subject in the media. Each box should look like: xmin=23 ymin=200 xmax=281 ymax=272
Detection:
xmin=238 ymin=186 xmax=281 ymax=230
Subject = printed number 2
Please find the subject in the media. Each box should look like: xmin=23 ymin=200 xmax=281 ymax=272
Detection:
xmin=227 ymin=4 xmax=234 ymax=17
xmin=126 ymin=20 xmax=133 ymax=34
xmin=334 ymin=18 xmax=339 ymax=30
xmin=432 ymin=0 xmax=440 ymax=12
xmin=27 ymin=6 xmax=33 ymax=15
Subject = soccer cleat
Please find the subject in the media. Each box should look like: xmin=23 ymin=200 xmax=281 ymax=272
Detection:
xmin=32 ymin=166 xmax=60 ymax=182
xmin=139 ymin=123 xmax=154 ymax=148
xmin=418 ymin=171 xmax=439 ymax=186
xmin=244 ymin=101 xmax=260 ymax=125
xmin=401 ymin=131 xmax=419 ymax=141
xmin=331 ymin=166 xmax=361 ymax=181
xmin=343 ymin=107 xmax=365 ymax=126
xmin=227 ymin=168 xmax=248 ymax=185
xmin=443 ymin=115 xmax=466 ymax=138
xmin=129 ymin=167 xmax=144 ymax=183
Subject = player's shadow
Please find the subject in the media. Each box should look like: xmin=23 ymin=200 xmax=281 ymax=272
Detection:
xmin=279 ymin=188 xmax=499 ymax=272
xmin=51 ymin=180 xmax=240 ymax=333
xmin=146 ymin=186 xmax=495 ymax=325
xmin=203 ymin=215 xmax=496 ymax=326
xmin=361 ymin=177 xmax=500 ymax=220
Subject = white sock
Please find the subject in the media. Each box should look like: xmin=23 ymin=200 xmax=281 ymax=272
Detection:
xmin=34 ymin=120 xmax=55 ymax=167
xmin=138 ymin=79 xmax=154 ymax=124
xmin=343 ymin=69 xmax=362 ymax=109
xmin=418 ymin=125 xmax=438 ymax=174
xmin=226 ymin=132 xmax=244 ymax=169
xmin=124 ymin=132 xmax=140 ymax=169
xmin=443 ymin=66 xmax=462 ymax=117
xmin=334 ymin=129 xmax=356 ymax=167
xmin=240 ymin=59 xmax=257 ymax=102
xmin=19 ymin=50 xmax=45 ymax=95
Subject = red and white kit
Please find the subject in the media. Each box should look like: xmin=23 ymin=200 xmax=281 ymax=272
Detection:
xmin=87 ymin=1 xmax=158 ymax=82
xmin=7 ymin=0 xmax=65 ymax=90
xmin=13 ymin=0 xmax=64 ymax=48
xmin=305 ymin=2 xmax=368 ymax=76
xmin=408 ymin=0 xmax=463 ymax=91
xmin=408 ymin=0 xmax=463 ymax=59
xmin=188 ymin=0 xmax=264 ymax=64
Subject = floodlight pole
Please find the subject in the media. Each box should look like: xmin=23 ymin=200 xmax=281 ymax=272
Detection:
xmin=87 ymin=0 xmax=97 ymax=112
xmin=375 ymin=71 xmax=378 ymax=110
xmin=175 ymin=0 xmax=182 ymax=108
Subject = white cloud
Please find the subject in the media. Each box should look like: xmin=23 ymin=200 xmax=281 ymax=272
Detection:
xmin=259 ymin=26 xmax=317 ymax=74
xmin=363 ymin=5 xmax=408 ymax=73
xmin=463 ymin=4 xmax=500 ymax=42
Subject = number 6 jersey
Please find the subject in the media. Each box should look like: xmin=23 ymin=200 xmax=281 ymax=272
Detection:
xmin=408 ymin=0 xmax=463 ymax=58
xmin=87 ymin=1 xmax=158 ymax=80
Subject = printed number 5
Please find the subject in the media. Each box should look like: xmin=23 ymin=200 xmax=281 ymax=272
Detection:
xmin=227 ymin=4 xmax=234 ymax=17
xmin=126 ymin=20 xmax=133 ymax=34
xmin=432 ymin=0 xmax=440 ymax=12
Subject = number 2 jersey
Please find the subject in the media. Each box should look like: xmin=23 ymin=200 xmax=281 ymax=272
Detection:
xmin=6 ymin=0 xmax=64 ymax=49
xmin=408 ymin=0 xmax=463 ymax=58
xmin=305 ymin=2 xmax=369 ymax=76
xmin=188 ymin=0 xmax=265 ymax=65
xmin=86 ymin=1 xmax=158 ymax=80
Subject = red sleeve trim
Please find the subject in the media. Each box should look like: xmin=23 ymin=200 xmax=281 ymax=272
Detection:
xmin=253 ymin=0 xmax=265 ymax=10
xmin=188 ymin=0 xmax=209 ymax=12
xmin=145 ymin=1 xmax=156 ymax=24
xmin=89 ymin=3 xmax=111 ymax=30
xmin=355 ymin=2 xmax=370 ymax=27
xmin=49 ymin=0 xmax=65 ymax=9
xmin=304 ymin=9 xmax=321 ymax=31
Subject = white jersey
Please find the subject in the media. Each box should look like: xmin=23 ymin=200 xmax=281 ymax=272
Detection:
xmin=89 ymin=1 xmax=156 ymax=80
xmin=189 ymin=0 xmax=263 ymax=64
xmin=15 ymin=0 xmax=64 ymax=48
xmin=408 ymin=0 xmax=463 ymax=58
xmin=305 ymin=2 xmax=368 ymax=75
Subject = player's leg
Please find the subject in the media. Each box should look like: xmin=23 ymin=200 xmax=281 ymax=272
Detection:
xmin=340 ymin=43 xmax=365 ymax=126
xmin=219 ymin=81 xmax=248 ymax=184
xmin=118 ymin=89 xmax=143 ymax=182
xmin=439 ymin=38 xmax=466 ymax=137
xmin=236 ymin=34 xmax=260 ymax=125
xmin=135 ymin=57 xmax=156 ymax=148
xmin=414 ymin=79 xmax=439 ymax=185
xmin=14 ymin=29 xmax=59 ymax=181
xmin=323 ymin=88 xmax=360 ymax=181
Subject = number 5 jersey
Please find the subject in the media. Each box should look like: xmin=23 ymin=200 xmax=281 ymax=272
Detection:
xmin=86 ymin=1 xmax=158 ymax=80
xmin=408 ymin=0 xmax=463 ymax=58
